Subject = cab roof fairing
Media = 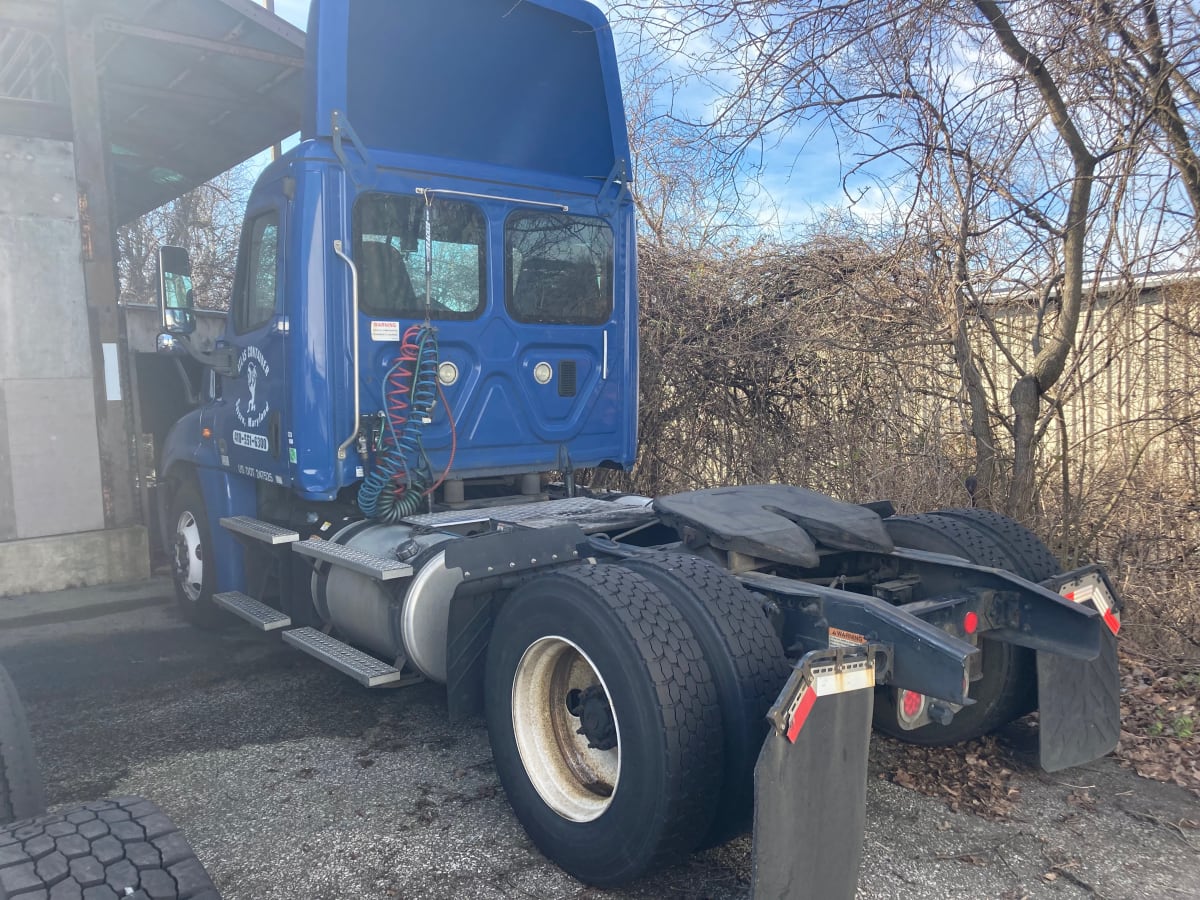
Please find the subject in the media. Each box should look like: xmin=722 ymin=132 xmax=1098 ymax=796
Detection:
xmin=301 ymin=0 xmax=631 ymax=187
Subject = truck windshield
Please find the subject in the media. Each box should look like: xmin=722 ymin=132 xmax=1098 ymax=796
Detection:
xmin=353 ymin=193 xmax=486 ymax=319
xmin=505 ymin=212 xmax=613 ymax=325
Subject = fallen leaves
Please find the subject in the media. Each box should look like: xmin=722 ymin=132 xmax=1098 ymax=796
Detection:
xmin=874 ymin=654 xmax=1199 ymax=822
xmin=1114 ymin=653 xmax=1200 ymax=796
xmin=874 ymin=734 xmax=1023 ymax=819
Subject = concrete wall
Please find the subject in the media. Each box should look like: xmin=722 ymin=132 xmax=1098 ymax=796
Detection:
xmin=0 ymin=134 xmax=147 ymax=591
xmin=0 ymin=134 xmax=106 ymax=540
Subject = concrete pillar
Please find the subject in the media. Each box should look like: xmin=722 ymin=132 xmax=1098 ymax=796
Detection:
xmin=61 ymin=0 xmax=139 ymax=530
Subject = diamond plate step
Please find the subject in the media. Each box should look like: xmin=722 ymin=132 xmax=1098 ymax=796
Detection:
xmin=403 ymin=497 xmax=654 ymax=531
xmin=291 ymin=539 xmax=413 ymax=580
xmin=214 ymin=591 xmax=292 ymax=631
xmin=282 ymin=627 xmax=408 ymax=687
xmin=220 ymin=516 xmax=299 ymax=545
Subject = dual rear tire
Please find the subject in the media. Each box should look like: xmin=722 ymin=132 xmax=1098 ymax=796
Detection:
xmin=878 ymin=509 xmax=1061 ymax=744
xmin=484 ymin=556 xmax=787 ymax=886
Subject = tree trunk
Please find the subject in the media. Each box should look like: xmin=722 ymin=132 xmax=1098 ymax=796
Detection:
xmin=1007 ymin=373 xmax=1040 ymax=519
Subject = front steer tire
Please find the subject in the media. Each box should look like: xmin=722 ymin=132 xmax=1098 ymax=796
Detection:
xmin=0 ymin=797 xmax=219 ymax=899
xmin=167 ymin=479 xmax=224 ymax=630
xmin=484 ymin=565 xmax=723 ymax=887
xmin=0 ymin=665 xmax=45 ymax=827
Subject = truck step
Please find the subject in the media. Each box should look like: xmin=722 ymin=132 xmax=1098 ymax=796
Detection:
xmin=219 ymin=516 xmax=300 ymax=545
xmin=291 ymin=539 xmax=413 ymax=580
xmin=281 ymin=627 xmax=412 ymax=687
xmin=403 ymin=497 xmax=654 ymax=532
xmin=213 ymin=592 xmax=292 ymax=631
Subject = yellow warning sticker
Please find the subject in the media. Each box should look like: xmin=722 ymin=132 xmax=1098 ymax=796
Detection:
xmin=828 ymin=626 xmax=867 ymax=648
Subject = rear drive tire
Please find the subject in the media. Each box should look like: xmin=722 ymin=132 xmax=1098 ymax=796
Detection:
xmin=0 ymin=663 xmax=45 ymax=826
xmin=609 ymin=551 xmax=789 ymax=847
xmin=0 ymin=797 xmax=219 ymax=899
xmin=932 ymin=508 xmax=1061 ymax=582
xmin=878 ymin=512 xmax=1040 ymax=744
xmin=167 ymin=479 xmax=224 ymax=629
xmin=485 ymin=565 xmax=723 ymax=887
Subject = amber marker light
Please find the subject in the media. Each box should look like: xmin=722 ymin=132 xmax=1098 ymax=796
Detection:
xmin=201 ymin=427 xmax=213 ymax=439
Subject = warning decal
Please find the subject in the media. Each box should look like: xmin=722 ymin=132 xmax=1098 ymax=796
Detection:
xmin=828 ymin=626 xmax=867 ymax=648
xmin=370 ymin=320 xmax=401 ymax=341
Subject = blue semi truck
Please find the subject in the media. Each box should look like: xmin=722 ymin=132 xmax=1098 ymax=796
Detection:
xmin=153 ymin=0 xmax=1123 ymax=895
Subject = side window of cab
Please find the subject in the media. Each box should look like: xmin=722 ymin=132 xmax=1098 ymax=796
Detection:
xmin=233 ymin=210 xmax=280 ymax=334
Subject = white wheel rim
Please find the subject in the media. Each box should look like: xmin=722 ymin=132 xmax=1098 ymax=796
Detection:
xmin=175 ymin=510 xmax=204 ymax=602
xmin=511 ymin=636 xmax=620 ymax=822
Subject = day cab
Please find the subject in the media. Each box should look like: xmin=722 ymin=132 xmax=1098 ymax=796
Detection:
xmin=156 ymin=0 xmax=637 ymax=592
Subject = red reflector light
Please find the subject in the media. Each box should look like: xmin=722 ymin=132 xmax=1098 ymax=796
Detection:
xmin=1103 ymin=609 xmax=1121 ymax=635
xmin=963 ymin=611 xmax=979 ymax=635
xmin=901 ymin=689 xmax=923 ymax=718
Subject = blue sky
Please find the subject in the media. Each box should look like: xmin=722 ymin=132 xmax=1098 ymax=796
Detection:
xmin=264 ymin=0 xmax=879 ymax=232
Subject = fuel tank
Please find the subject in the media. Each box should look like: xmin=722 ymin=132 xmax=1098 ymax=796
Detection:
xmin=310 ymin=521 xmax=463 ymax=682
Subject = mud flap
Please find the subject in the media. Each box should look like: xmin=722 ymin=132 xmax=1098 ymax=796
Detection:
xmin=1037 ymin=626 xmax=1120 ymax=772
xmin=752 ymin=648 xmax=881 ymax=900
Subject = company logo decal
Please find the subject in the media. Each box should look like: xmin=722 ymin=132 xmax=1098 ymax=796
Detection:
xmin=235 ymin=346 xmax=270 ymax=428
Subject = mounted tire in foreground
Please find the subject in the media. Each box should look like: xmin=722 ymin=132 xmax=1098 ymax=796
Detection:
xmin=484 ymin=565 xmax=723 ymax=887
xmin=167 ymin=478 xmax=224 ymax=629
xmin=0 ymin=664 xmax=45 ymax=827
xmin=609 ymin=551 xmax=790 ymax=848
xmin=0 ymin=797 xmax=219 ymax=899
xmin=879 ymin=511 xmax=1056 ymax=745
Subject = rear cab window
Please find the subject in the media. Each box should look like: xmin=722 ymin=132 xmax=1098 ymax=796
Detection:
xmin=353 ymin=193 xmax=486 ymax=319
xmin=505 ymin=212 xmax=613 ymax=325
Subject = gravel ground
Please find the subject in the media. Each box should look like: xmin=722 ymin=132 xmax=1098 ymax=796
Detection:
xmin=0 ymin=589 xmax=1196 ymax=899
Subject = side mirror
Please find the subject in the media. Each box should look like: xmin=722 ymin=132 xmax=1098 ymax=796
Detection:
xmin=157 ymin=245 xmax=196 ymax=336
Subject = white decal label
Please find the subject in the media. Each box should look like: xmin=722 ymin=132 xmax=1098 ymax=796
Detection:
xmin=102 ymin=342 xmax=122 ymax=402
xmin=236 ymin=464 xmax=279 ymax=484
xmin=370 ymin=320 xmax=401 ymax=342
xmin=234 ymin=346 xmax=271 ymax=428
xmin=233 ymin=430 xmax=269 ymax=452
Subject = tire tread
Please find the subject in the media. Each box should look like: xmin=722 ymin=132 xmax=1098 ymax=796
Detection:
xmin=610 ymin=552 xmax=788 ymax=846
xmin=0 ymin=798 xmax=217 ymax=900
xmin=486 ymin=564 xmax=723 ymax=885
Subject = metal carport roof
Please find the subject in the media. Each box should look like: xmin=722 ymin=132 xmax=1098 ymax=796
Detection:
xmin=0 ymin=0 xmax=306 ymax=224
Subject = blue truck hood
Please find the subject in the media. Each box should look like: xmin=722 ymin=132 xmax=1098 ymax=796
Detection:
xmin=303 ymin=0 xmax=629 ymax=181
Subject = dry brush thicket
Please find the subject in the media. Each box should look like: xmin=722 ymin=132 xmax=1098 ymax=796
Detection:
xmin=596 ymin=238 xmax=1200 ymax=659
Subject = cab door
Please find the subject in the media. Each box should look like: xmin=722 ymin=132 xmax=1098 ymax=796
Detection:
xmin=217 ymin=201 xmax=290 ymax=485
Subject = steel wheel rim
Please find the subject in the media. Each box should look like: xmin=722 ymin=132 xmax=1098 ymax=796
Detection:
xmin=511 ymin=635 xmax=621 ymax=822
xmin=175 ymin=510 xmax=203 ymax=602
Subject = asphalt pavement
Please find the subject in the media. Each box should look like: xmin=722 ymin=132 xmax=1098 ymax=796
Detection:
xmin=0 ymin=580 xmax=1196 ymax=899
